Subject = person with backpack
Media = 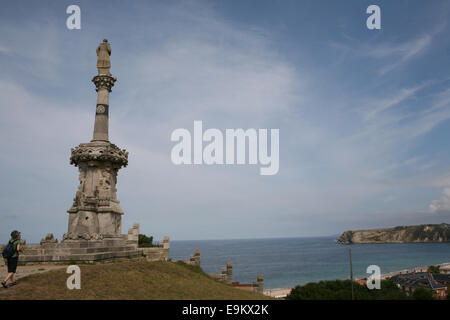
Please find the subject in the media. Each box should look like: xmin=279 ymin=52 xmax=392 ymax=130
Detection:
xmin=2 ymin=230 xmax=22 ymax=288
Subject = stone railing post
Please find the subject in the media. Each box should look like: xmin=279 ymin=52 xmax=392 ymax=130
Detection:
xmin=127 ymin=223 xmax=139 ymax=247
xmin=226 ymin=262 xmax=233 ymax=285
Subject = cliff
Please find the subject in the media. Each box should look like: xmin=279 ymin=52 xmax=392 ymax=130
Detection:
xmin=336 ymin=223 xmax=450 ymax=244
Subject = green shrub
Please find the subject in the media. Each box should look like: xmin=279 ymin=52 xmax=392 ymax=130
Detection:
xmin=138 ymin=234 xmax=156 ymax=248
xmin=412 ymin=287 xmax=434 ymax=300
xmin=286 ymin=279 xmax=408 ymax=300
xmin=427 ymin=265 xmax=440 ymax=274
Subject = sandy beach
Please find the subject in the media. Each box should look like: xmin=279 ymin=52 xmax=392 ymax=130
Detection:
xmin=263 ymin=288 xmax=293 ymax=298
xmin=379 ymin=262 xmax=450 ymax=279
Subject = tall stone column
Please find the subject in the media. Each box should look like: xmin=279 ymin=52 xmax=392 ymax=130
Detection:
xmin=92 ymin=75 xmax=116 ymax=141
xmin=64 ymin=39 xmax=128 ymax=241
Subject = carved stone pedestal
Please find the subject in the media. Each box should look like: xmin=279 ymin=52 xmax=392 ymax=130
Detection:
xmin=65 ymin=141 xmax=128 ymax=240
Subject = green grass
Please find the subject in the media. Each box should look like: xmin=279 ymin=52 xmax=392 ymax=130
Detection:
xmin=175 ymin=260 xmax=207 ymax=276
xmin=0 ymin=259 xmax=273 ymax=300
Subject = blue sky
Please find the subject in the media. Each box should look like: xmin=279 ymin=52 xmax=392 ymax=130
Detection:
xmin=1 ymin=0 xmax=450 ymax=242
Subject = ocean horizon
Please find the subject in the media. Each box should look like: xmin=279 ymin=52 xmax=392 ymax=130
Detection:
xmin=170 ymin=236 xmax=450 ymax=289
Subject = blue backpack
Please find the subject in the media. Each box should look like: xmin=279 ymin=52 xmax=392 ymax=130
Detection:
xmin=2 ymin=241 xmax=16 ymax=259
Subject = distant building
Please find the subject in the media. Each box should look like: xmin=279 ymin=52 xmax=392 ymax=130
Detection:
xmin=439 ymin=265 xmax=450 ymax=274
xmin=389 ymin=272 xmax=448 ymax=299
xmin=432 ymin=273 xmax=450 ymax=289
xmin=231 ymin=275 xmax=264 ymax=294
xmin=355 ymin=279 xmax=366 ymax=286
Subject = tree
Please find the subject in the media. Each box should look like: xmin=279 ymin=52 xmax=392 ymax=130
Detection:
xmin=427 ymin=265 xmax=440 ymax=274
xmin=138 ymin=234 xmax=155 ymax=247
xmin=412 ymin=287 xmax=434 ymax=300
xmin=286 ymin=279 xmax=408 ymax=300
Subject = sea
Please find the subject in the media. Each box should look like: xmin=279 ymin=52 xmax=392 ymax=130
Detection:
xmin=170 ymin=236 xmax=450 ymax=289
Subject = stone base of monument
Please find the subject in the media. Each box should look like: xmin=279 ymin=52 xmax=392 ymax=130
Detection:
xmin=19 ymin=239 xmax=139 ymax=264
xmin=15 ymin=224 xmax=170 ymax=265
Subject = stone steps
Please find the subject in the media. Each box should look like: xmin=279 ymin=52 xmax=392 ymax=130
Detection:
xmin=40 ymin=239 xmax=129 ymax=249
xmin=19 ymin=249 xmax=142 ymax=263
xmin=23 ymin=245 xmax=137 ymax=255
xmin=15 ymin=235 xmax=145 ymax=264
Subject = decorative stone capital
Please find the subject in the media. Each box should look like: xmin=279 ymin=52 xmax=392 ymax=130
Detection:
xmin=70 ymin=141 xmax=128 ymax=167
xmin=92 ymin=74 xmax=117 ymax=92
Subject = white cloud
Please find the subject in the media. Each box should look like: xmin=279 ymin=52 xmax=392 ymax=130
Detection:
xmin=0 ymin=80 xmax=92 ymax=169
xmin=368 ymin=35 xmax=432 ymax=75
xmin=365 ymin=35 xmax=431 ymax=60
xmin=113 ymin=6 xmax=302 ymax=127
xmin=362 ymin=86 xmax=423 ymax=121
xmin=329 ymin=34 xmax=433 ymax=75
xmin=429 ymin=188 xmax=450 ymax=213
xmin=0 ymin=45 xmax=10 ymax=55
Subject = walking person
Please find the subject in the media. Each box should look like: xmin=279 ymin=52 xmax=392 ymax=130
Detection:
xmin=2 ymin=230 xmax=22 ymax=288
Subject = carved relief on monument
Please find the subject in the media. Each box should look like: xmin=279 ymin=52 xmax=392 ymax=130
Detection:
xmin=111 ymin=169 xmax=118 ymax=200
xmin=73 ymin=168 xmax=87 ymax=208
xmin=98 ymin=167 xmax=112 ymax=199
xmin=102 ymin=168 xmax=111 ymax=190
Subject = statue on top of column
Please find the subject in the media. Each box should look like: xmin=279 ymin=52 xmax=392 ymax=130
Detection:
xmin=96 ymin=39 xmax=111 ymax=75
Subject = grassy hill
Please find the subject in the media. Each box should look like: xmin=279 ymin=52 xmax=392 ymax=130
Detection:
xmin=0 ymin=259 xmax=273 ymax=300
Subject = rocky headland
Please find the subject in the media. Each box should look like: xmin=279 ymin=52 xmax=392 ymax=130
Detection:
xmin=337 ymin=223 xmax=450 ymax=244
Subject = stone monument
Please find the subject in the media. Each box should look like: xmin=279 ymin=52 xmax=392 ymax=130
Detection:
xmin=64 ymin=39 xmax=128 ymax=241
xmin=9 ymin=39 xmax=170 ymax=264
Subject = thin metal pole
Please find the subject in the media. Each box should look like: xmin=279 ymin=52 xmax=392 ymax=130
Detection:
xmin=349 ymin=248 xmax=354 ymax=300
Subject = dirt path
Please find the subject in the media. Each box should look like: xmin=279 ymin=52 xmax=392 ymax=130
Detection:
xmin=0 ymin=261 xmax=66 ymax=286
